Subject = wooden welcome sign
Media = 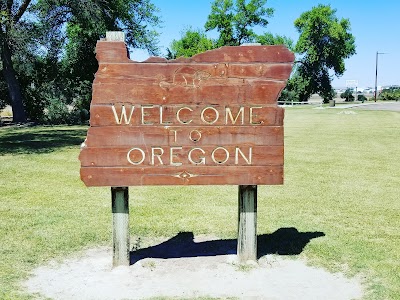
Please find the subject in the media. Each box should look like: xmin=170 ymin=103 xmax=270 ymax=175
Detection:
xmin=79 ymin=35 xmax=294 ymax=187
xmin=79 ymin=32 xmax=294 ymax=267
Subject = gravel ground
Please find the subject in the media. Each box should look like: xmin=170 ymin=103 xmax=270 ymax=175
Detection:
xmin=23 ymin=235 xmax=364 ymax=300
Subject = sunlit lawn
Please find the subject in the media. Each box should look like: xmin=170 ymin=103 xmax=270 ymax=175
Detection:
xmin=0 ymin=106 xmax=399 ymax=299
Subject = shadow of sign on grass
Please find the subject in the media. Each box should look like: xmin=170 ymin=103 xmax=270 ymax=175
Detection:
xmin=130 ymin=227 xmax=325 ymax=264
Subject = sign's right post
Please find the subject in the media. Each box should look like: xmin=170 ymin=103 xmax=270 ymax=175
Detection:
xmin=238 ymin=185 xmax=257 ymax=262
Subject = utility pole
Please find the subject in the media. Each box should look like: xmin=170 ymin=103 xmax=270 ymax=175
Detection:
xmin=374 ymin=51 xmax=388 ymax=102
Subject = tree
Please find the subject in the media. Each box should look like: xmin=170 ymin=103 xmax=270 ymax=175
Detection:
xmin=167 ymin=28 xmax=215 ymax=59
xmin=357 ymin=94 xmax=367 ymax=102
xmin=0 ymin=0 xmax=32 ymax=123
xmin=256 ymin=32 xmax=294 ymax=51
xmin=340 ymin=88 xmax=355 ymax=102
xmin=37 ymin=0 xmax=162 ymax=114
xmin=167 ymin=0 xmax=275 ymax=59
xmin=205 ymin=0 xmax=274 ymax=46
xmin=0 ymin=0 xmax=161 ymax=123
xmin=293 ymin=4 xmax=356 ymax=103
xmin=284 ymin=73 xmax=313 ymax=103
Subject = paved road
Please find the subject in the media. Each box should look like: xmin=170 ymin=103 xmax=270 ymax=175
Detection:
xmin=332 ymin=102 xmax=400 ymax=111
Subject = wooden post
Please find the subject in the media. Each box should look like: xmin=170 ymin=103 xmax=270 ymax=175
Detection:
xmin=106 ymin=31 xmax=126 ymax=41
xmin=111 ymin=187 xmax=130 ymax=267
xmin=237 ymin=185 xmax=257 ymax=262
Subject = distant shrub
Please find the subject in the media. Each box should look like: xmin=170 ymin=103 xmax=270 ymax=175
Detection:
xmin=357 ymin=95 xmax=367 ymax=102
xmin=278 ymin=89 xmax=299 ymax=104
xmin=41 ymin=99 xmax=83 ymax=125
xmin=379 ymin=87 xmax=400 ymax=101
xmin=340 ymin=88 xmax=355 ymax=102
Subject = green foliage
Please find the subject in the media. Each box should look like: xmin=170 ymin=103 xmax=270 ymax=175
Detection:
xmin=340 ymin=88 xmax=355 ymax=102
xmin=1 ymin=0 xmax=162 ymax=123
xmin=167 ymin=28 xmax=215 ymax=59
xmin=357 ymin=94 xmax=367 ymax=102
xmin=42 ymin=0 xmax=161 ymax=113
xmin=281 ymin=74 xmax=313 ymax=103
xmin=278 ymin=89 xmax=298 ymax=104
xmin=379 ymin=87 xmax=400 ymax=101
xmin=41 ymin=99 xmax=85 ymax=125
xmin=293 ymin=4 xmax=356 ymax=102
xmin=168 ymin=0 xmax=275 ymax=59
xmin=205 ymin=0 xmax=274 ymax=46
xmin=256 ymin=32 xmax=294 ymax=51
xmin=14 ymin=50 xmax=64 ymax=121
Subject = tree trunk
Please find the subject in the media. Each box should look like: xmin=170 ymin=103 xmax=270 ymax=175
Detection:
xmin=1 ymin=41 xmax=27 ymax=123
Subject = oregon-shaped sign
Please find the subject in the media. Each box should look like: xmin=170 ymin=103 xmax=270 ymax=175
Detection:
xmin=79 ymin=38 xmax=294 ymax=186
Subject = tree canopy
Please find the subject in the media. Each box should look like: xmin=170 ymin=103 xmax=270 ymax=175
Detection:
xmin=0 ymin=0 xmax=161 ymax=123
xmin=167 ymin=28 xmax=215 ymax=59
xmin=205 ymin=0 xmax=274 ymax=46
xmin=255 ymin=32 xmax=294 ymax=51
xmin=167 ymin=0 xmax=279 ymax=59
xmin=292 ymin=4 xmax=356 ymax=102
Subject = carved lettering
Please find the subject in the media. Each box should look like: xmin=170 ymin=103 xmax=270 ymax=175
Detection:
xmin=189 ymin=130 xmax=202 ymax=142
xmin=176 ymin=107 xmax=193 ymax=124
xmin=201 ymin=106 xmax=219 ymax=124
xmin=235 ymin=147 xmax=252 ymax=165
xmin=170 ymin=129 xmax=180 ymax=143
xmin=151 ymin=147 xmax=164 ymax=165
xmin=225 ymin=106 xmax=244 ymax=125
xmin=126 ymin=146 xmax=253 ymax=166
xmin=188 ymin=148 xmax=206 ymax=165
xmin=109 ymin=104 xmax=275 ymax=126
xmin=211 ymin=147 xmax=230 ymax=164
xmin=160 ymin=106 xmax=172 ymax=125
xmin=127 ymin=147 xmax=145 ymax=165
xmin=170 ymin=147 xmax=183 ymax=166
xmin=112 ymin=104 xmax=135 ymax=125
xmin=250 ymin=106 xmax=263 ymax=125
xmin=141 ymin=105 xmax=155 ymax=125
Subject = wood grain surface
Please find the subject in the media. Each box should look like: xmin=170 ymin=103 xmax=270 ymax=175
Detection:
xmin=79 ymin=40 xmax=293 ymax=186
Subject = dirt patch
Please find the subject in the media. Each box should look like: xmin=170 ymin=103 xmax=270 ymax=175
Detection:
xmin=23 ymin=235 xmax=363 ymax=300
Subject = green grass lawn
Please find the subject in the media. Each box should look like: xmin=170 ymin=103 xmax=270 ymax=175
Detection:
xmin=0 ymin=107 xmax=399 ymax=299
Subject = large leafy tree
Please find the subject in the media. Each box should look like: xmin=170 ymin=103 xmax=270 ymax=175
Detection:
xmin=0 ymin=0 xmax=161 ymax=123
xmin=50 ymin=0 xmax=161 ymax=113
xmin=205 ymin=0 xmax=274 ymax=46
xmin=293 ymin=4 xmax=356 ymax=102
xmin=167 ymin=0 xmax=275 ymax=59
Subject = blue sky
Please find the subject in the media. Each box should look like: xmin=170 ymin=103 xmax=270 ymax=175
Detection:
xmin=133 ymin=0 xmax=398 ymax=88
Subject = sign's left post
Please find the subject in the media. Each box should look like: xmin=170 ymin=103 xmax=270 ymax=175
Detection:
xmin=107 ymin=32 xmax=130 ymax=267
xmin=112 ymin=187 xmax=130 ymax=266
